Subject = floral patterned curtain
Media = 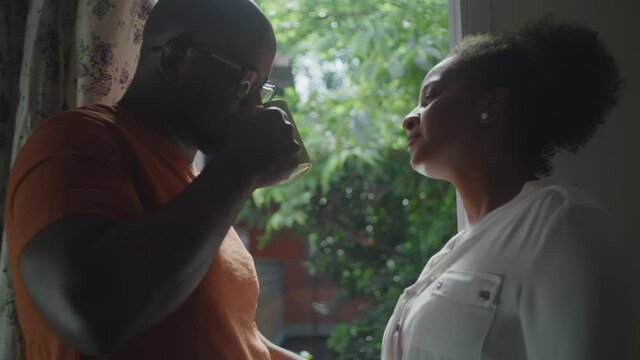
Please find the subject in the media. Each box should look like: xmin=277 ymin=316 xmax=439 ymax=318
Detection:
xmin=0 ymin=0 xmax=27 ymax=358
xmin=0 ymin=0 xmax=156 ymax=358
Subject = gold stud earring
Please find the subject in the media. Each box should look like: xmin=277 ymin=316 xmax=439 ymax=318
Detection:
xmin=480 ymin=112 xmax=492 ymax=124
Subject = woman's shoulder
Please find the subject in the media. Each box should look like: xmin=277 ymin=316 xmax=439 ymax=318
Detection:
xmin=523 ymin=179 xmax=608 ymax=217
xmin=524 ymin=180 xmax=633 ymax=262
xmin=511 ymin=179 xmax=629 ymax=247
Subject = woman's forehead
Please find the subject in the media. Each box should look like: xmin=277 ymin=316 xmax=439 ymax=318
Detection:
xmin=422 ymin=57 xmax=457 ymax=88
xmin=422 ymin=57 xmax=453 ymax=87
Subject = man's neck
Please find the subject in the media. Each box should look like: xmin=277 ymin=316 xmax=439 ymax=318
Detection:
xmin=118 ymin=91 xmax=198 ymax=163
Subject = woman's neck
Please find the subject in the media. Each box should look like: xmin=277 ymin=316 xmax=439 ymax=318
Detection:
xmin=452 ymin=161 xmax=537 ymax=225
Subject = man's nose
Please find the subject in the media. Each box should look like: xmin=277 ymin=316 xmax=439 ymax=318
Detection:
xmin=402 ymin=107 xmax=422 ymax=131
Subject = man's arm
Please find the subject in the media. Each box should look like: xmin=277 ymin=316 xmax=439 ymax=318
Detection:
xmin=17 ymin=108 xmax=299 ymax=356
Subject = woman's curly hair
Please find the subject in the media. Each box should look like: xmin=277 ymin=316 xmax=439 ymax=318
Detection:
xmin=448 ymin=16 xmax=623 ymax=176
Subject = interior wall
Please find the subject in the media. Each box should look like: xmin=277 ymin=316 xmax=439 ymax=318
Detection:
xmin=463 ymin=0 xmax=640 ymax=237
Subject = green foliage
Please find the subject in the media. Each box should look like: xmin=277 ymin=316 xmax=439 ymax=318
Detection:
xmin=240 ymin=0 xmax=456 ymax=358
xmin=303 ymin=155 xmax=457 ymax=359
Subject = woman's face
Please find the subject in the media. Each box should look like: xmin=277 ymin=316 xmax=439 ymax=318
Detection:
xmin=402 ymin=57 xmax=487 ymax=180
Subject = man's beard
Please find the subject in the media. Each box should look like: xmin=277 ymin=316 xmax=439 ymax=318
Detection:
xmin=171 ymin=83 xmax=230 ymax=155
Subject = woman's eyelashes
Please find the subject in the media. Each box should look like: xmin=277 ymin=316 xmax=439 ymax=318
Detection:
xmin=421 ymin=93 xmax=436 ymax=107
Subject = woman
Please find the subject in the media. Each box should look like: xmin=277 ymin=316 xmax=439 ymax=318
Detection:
xmin=382 ymin=17 xmax=637 ymax=360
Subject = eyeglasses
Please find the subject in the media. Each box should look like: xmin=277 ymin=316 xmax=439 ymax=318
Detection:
xmin=151 ymin=43 xmax=278 ymax=103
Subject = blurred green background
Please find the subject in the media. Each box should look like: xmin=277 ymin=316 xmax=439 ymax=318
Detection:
xmin=240 ymin=1 xmax=457 ymax=358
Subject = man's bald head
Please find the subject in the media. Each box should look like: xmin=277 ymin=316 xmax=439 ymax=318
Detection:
xmin=120 ymin=0 xmax=278 ymax=156
xmin=141 ymin=0 xmax=276 ymax=74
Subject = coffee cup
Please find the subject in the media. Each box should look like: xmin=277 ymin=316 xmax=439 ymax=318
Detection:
xmin=262 ymin=99 xmax=312 ymax=184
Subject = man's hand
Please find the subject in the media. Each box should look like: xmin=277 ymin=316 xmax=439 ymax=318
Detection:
xmin=220 ymin=106 xmax=300 ymax=189
xmin=259 ymin=331 xmax=307 ymax=360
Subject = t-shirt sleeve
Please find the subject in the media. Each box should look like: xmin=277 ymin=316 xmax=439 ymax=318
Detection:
xmin=5 ymin=112 xmax=144 ymax=251
xmin=519 ymin=202 xmax=639 ymax=359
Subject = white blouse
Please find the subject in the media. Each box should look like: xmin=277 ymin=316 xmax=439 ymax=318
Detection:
xmin=381 ymin=180 xmax=639 ymax=360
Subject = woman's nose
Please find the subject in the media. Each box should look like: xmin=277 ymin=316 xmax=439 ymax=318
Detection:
xmin=402 ymin=107 xmax=421 ymax=131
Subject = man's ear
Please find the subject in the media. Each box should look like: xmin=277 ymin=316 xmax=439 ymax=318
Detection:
xmin=158 ymin=42 xmax=185 ymax=82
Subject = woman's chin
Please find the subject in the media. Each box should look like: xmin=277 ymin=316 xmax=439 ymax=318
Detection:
xmin=410 ymin=160 xmax=446 ymax=180
xmin=411 ymin=162 xmax=431 ymax=177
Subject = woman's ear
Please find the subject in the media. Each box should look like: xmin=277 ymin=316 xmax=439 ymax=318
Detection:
xmin=480 ymin=87 xmax=511 ymax=124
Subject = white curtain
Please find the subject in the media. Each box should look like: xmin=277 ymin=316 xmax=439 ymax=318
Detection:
xmin=0 ymin=0 xmax=156 ymax=358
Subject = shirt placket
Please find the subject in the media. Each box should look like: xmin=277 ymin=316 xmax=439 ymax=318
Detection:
xmin=389 ymin=233 xmax=468 ymax=359
xmin=392 ymin=271 xmax=443 ymax=360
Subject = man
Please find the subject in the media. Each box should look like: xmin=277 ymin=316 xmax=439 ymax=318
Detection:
xmin=4 ymin=0 xmax=303 ymax=359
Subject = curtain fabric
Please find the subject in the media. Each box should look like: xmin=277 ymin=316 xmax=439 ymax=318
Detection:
xmin=0 ymin=1 xmax=27 ymax=358
xmin=0 ymin=1 xmax=155 ymax=358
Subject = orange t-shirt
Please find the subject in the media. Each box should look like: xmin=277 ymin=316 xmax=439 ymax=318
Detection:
xmin=4 ymin=104 xmax=270 ymax=360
